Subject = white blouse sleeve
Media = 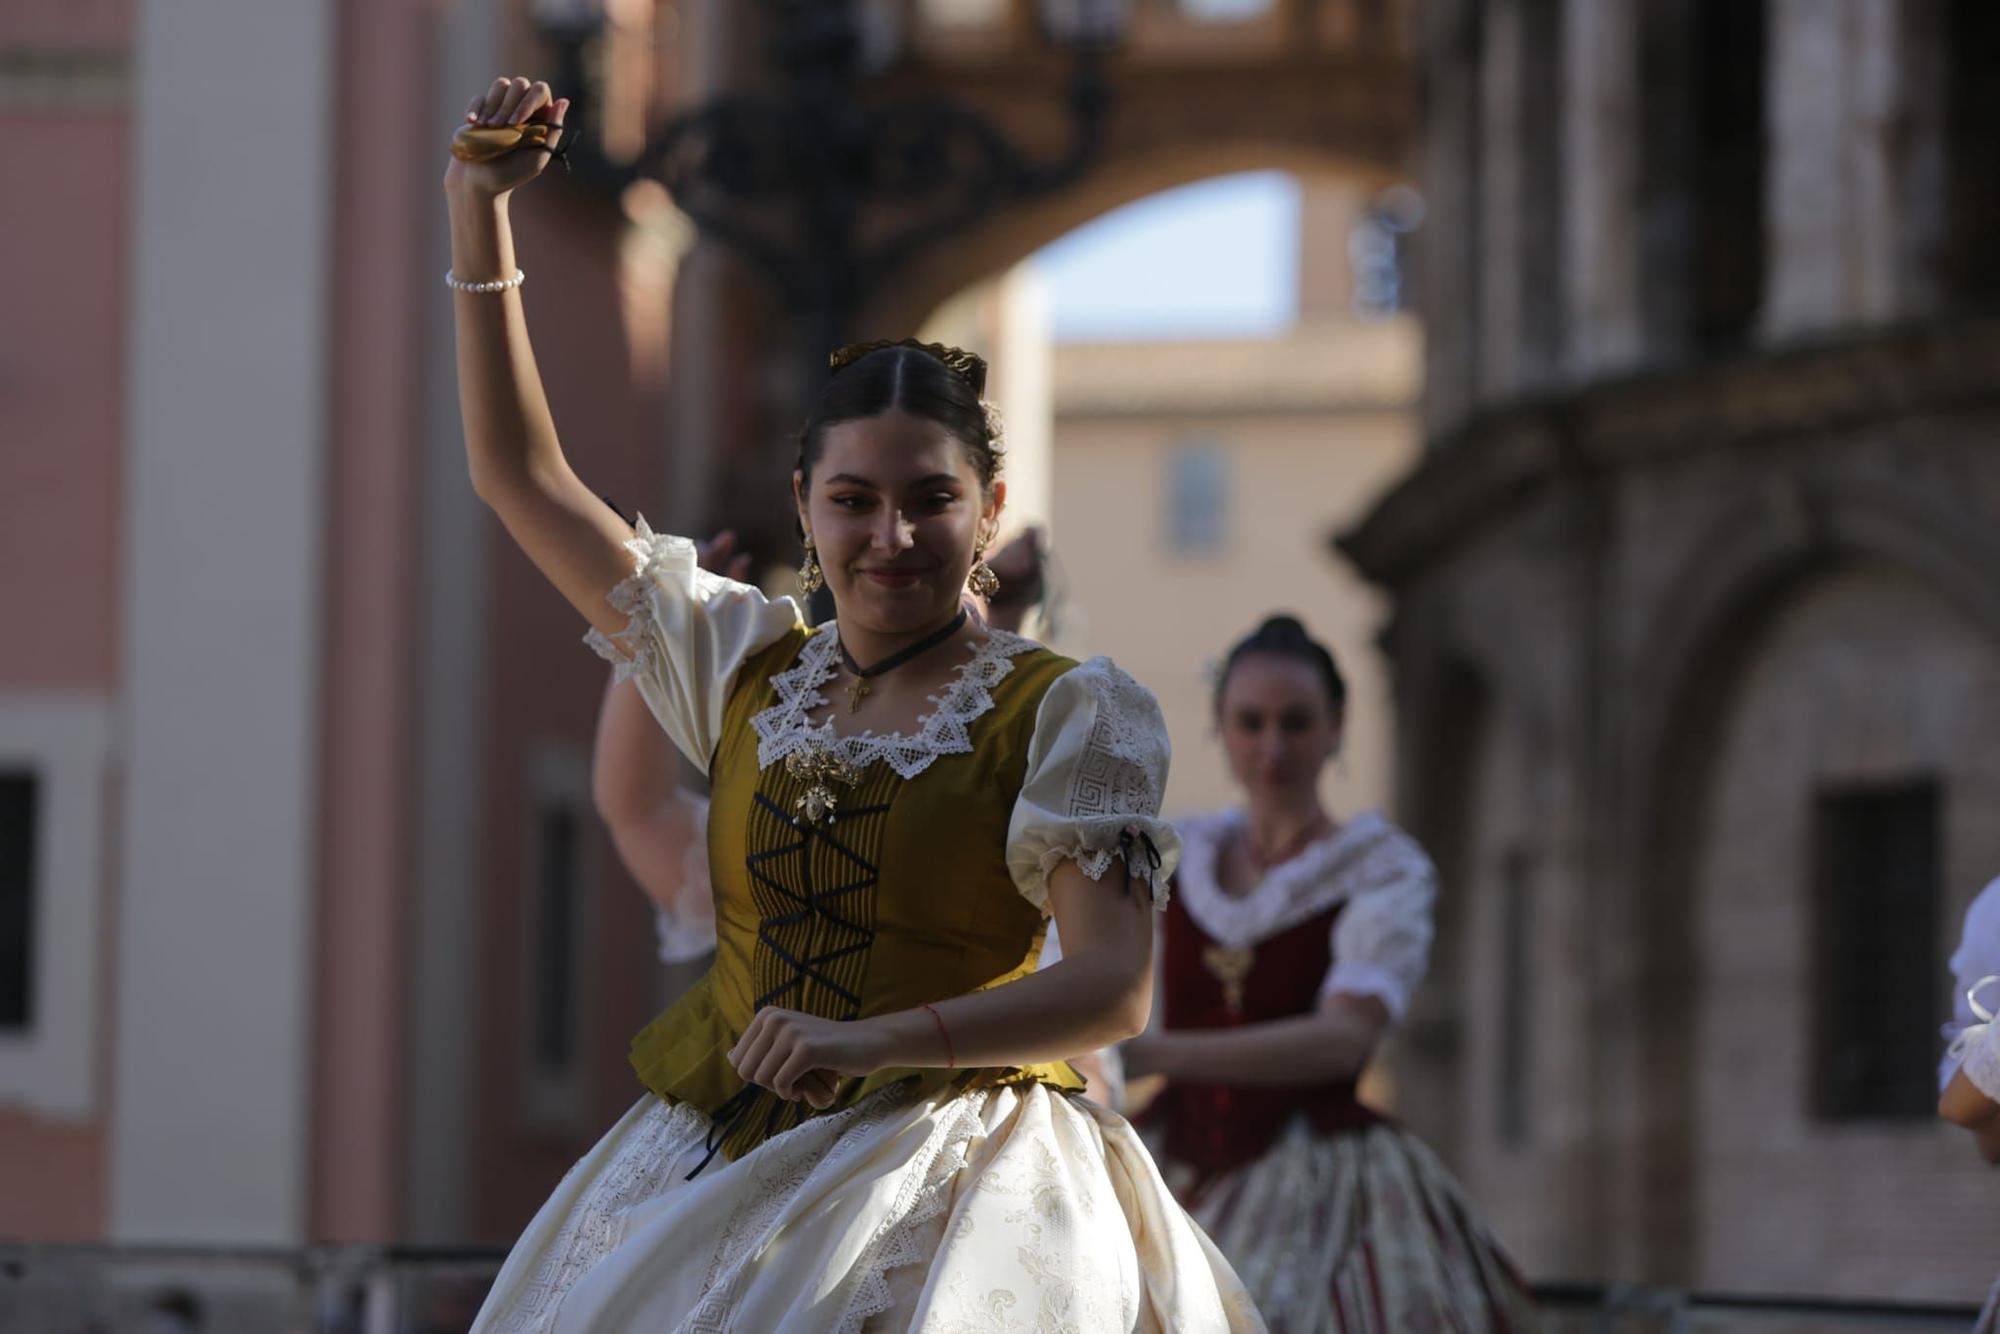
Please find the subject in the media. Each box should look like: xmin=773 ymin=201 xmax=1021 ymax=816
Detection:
xmin=583 ymin=518 xmax=802 ymax=775
xmin=1940 ymin=877 xmax=2000 ymax=1093
xmin=653 ymin=794 xmax=717 ymax=964
xmin=1318 ymin=830 xmax=1437 ymax=1023
xmin=1005 ymin=657 xmax=1181 ymax=914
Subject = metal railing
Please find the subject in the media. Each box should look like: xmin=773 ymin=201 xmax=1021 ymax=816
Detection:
xmin=0 ymin=1244 xmax=1985 ymax=1333
xmin=1532 ymin=1282 xmax=1982 ymax=1332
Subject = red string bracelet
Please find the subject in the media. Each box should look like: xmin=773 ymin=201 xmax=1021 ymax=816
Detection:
xmin=921 ymin=1001 xmax=955 ymax=1069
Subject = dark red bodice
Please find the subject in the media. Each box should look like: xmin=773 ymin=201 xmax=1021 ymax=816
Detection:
xmin=1144 ymin=889 xmax=1379 ymax=1190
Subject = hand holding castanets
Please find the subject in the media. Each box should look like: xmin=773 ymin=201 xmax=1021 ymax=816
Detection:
xmin=443 ymin=76 xmax=570 ymax=199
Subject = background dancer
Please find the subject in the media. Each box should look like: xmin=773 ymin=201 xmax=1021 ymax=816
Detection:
xmin=1124 ymin=614 xmax=1539 ymax=1331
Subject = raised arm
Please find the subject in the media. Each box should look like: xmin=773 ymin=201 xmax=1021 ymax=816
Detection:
xmin=444 ymin=76 xmax=633 ymax=634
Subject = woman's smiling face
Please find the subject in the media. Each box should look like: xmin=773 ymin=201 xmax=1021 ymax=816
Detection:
xmin=795 ymin=408 xmax=1004 ymax=636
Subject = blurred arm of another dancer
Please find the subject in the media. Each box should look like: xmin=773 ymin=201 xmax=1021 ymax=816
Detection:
xmin=1940 ymin=1067 xmax=2000 ymax=1152
xmin=590 ymin=532 xmax=751 ymax=960
xmin=1938 ymin=879 xmax=2000 ymax=1162
xmin=1940 ymin=1053 xmax=2000 ymax=1165
xmin=1121 ymin=991 xmax=1391 ymax=1089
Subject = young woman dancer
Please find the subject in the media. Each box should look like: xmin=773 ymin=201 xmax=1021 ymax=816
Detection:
xmin=446 ymin=77 xmax=1258 ymax=1331
xmin=1124 ymin=614 xmax=1539 ymax=1331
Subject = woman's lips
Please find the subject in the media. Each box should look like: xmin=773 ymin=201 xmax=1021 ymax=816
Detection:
xmin=859 ymin=567 xmax=929 ymax=588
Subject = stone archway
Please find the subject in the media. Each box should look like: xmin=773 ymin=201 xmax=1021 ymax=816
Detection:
xmin=1621 ymin=473 xmax=2000 ymax=1280
xmin=866 ymin=143 xmax=1406 ymax=337
xmin=655 ymin=0 xmax=1415 ymax=559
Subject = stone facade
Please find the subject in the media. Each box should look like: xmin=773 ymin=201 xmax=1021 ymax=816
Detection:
xmin=1348 ymin=0 xmax=2000 ymax=1300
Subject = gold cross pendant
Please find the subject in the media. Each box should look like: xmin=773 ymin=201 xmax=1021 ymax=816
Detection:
xmin=846 ymin=678 xmax=870 ymax=713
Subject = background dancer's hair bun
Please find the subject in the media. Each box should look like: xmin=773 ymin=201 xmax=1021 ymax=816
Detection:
xmin=1214 ymin=613 xmax=1349 ymax=716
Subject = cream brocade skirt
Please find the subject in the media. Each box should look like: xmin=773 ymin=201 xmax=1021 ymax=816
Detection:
xmin=471 ymin=1083 xmax=1263 ymax=1333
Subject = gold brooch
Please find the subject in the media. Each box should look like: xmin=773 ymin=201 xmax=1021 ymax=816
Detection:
xmin=784 ymin=742 xmax=861 ymax=824
xmin=1202 ymin=944 xmax=1256 ymax=1013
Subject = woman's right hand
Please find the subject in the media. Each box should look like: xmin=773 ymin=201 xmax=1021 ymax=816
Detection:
xmin=443 ymin=76 xmax=569 ymax=202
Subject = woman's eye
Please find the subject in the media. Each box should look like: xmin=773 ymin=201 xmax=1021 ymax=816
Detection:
xmin=831 ymin=494 xmax=871 ymax=511
xmin=921 ymin=492 xmax=959 ymax=511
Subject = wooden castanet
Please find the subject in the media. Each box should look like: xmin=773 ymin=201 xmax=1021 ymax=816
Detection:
xmin=450 ymin=120 xmax=562 ymax=163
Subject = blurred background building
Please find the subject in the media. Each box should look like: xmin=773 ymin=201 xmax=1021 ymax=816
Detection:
xmin=1351 ymin=0 xmax=2000 ymax=1304
xmin=6 ymin=0 xmax=2000 ymax=1324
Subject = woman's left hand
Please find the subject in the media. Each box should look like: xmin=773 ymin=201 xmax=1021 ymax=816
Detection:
xmin=728 ymin=1007 xmax=889 ymax=1109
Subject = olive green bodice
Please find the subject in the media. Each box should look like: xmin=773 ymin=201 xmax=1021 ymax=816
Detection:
xmin=628 ymin=625 xmax=1085 ymax=1164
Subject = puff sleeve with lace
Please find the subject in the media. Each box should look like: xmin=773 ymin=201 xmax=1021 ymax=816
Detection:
xmin=1316 ymin=824 xmax=1437 ymax=1023
xmin=1004 ymin=657 xmax=1181 ymax=914
xmin=583 ymin=518 xmax=803 ymax=776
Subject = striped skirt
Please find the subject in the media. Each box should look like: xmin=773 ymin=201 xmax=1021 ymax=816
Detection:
xmin=1165 ymin=1117 xmax=1541 ymax=1333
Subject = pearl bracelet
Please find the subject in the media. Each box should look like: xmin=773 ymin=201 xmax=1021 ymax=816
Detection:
xmin=445 ymin=267 xmax=526 ymax=294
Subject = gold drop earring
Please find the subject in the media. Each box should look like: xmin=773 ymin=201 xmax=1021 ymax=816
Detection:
xmin=799 ymin=536 xmax=825 ymax=595
xmin=967 ymin=536 xmax=1000 ymax=599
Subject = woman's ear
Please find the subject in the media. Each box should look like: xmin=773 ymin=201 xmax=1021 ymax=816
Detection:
xmin=984 ymin=478 xmax=1008 ymax=537
xmin=792 ymin=470 xmax=811 ymax=539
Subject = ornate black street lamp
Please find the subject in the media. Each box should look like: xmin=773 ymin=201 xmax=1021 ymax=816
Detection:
xmin=540 ymin=0 xmax=1123 ymax=362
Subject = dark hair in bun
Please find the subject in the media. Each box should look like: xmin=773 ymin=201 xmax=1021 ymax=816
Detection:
xmin=1213 ymin=614 xmax=1348 ymax=717
xmin=795 ymin=340 xmax=1004 ymax=493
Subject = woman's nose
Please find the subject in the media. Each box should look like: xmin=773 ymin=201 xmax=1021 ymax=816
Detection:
xmin=873 ymin=510 xmax=916 ymax=549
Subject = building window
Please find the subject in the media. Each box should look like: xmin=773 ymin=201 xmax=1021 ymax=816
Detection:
xmin=0 ymin=771 xmax=36 ymax=1033
xmin=1165 ymin=442 xmax=1230 ymax=555
xmin=1690 ymin=0 xmax=1766 ymax=347
xmin=1811 ymin=780 xmax=1941 ymax=1122
xmin=0 ymin=697 xmax=111 ymax=1119
xmin=1944 ymin=0 xmax=2000 ymax=306
xmin=1640 ymin=0 xmax=1767 ymax=352
xmin=1515 ymin=0 xmax=1563 ymax=370
xmin=521 ymin=746 xmax=596 ymax=1135
xmin=1496 ymin=846 xmax=1533 ymax=1148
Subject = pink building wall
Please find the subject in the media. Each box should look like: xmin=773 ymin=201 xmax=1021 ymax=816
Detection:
xmin=0 ymin=0 xmax=705 ymax=1245
xmin=0 ymin=0 xmax=133 ymax=1241
xmin=308 ymin=0 xmax=434 ymax=1243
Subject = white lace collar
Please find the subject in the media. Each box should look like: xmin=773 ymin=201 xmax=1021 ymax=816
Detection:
xmin=751 ymin=624 xmax=1040 ymax=779
xmin=1173 ymin=809 xmax=1392 ymax=949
